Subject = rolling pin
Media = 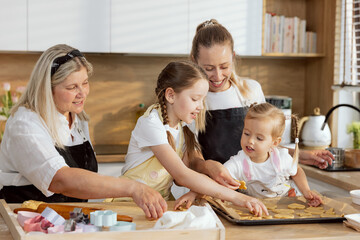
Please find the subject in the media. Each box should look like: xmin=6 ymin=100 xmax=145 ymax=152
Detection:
xmin=13 ymin=203 xmax=133 ymax=222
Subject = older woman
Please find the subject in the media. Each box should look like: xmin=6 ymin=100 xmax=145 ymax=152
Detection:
xmin=0 ymin=44 xmax=166 ymax=219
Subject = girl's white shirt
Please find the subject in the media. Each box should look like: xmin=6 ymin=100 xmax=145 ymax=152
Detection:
xmin=0 ymin=106 xmax=91 ymax=197
xmin=205 ymin=78 xmax=266 ymax=110
xmin=122 ymin=109 xmax=183 ymax=175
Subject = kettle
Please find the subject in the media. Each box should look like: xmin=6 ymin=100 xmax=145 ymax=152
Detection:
xmin=299 ymin=107 xmax=331 ymax=149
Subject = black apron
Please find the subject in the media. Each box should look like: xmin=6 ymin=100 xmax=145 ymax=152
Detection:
xmin=198 ymin=107 xmax=247 ymax=164
xmin=0 ymin=141 xmax=97 ymax=203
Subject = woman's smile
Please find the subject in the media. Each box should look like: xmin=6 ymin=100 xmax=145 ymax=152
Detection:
xmin=209 ymin=78 xmax=226 ymax=88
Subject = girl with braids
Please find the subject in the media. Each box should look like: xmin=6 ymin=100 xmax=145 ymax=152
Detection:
xmin=189 ymin=19 xmax=333 ymax=190
xmin=117 ymin=61 xmax=268 ymax=216
xmin=223 ymin=103 xmax=322 ymax=206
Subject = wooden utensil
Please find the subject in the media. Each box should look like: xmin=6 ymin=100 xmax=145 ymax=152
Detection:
xmin=13 ymin=203 xmax=133 ymax=222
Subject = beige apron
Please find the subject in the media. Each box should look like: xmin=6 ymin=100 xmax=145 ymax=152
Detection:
xmin=110 ymin=104 xmax=184 ymax=201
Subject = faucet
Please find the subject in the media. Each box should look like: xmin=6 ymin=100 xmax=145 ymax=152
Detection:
xmin=321 ymin=104 xmax=360 ymax=130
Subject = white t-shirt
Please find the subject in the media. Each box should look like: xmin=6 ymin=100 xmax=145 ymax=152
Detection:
xmin=224 ymin=148 xmax=298 ymax=198
xmin=121 ymin=109 xmax=183 ymax=174
xmin=0 ymin=107 xmax=91 ymax=197
xmin=206 ymin=78 xmax=265 ymax=110
xmin=188 ymin=78 xmax=265 ymax=134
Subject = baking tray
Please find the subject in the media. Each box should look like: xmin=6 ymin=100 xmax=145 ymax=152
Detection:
xmin=207 ymin=196 xmax=358 ymax=226
xmin=208 ymin=202 xmax=345 ymax=226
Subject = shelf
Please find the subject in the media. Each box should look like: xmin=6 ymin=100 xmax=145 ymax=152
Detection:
xmin=261 ymin=53 xmax=325 ymax=58
xmin=332 ymin=84 xmax=360 ymax=92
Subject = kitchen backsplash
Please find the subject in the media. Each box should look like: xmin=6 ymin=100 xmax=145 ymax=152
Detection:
xmin=0 ymin=53 xmax=306 ymax=146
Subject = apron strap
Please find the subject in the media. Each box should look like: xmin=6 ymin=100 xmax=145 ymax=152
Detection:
xmin=241 ymin=148 xmax=282 ymax=182
xmin=242 ymin=156 xmax=252 ymax=181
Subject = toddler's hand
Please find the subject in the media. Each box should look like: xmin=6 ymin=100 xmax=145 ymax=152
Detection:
xmin=304 ymin=190 xmax=323 ymax=207
xmin=174 ymin=191 xmax=199 ymax=210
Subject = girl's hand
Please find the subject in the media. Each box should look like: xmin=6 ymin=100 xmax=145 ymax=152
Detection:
xmin=205 ymin=160 xmax=239 ymax=190
xmin=303 ymin=190 xmax=323 ymax=207
xmin=234 ymin=194 xmax=269 ymax=217
xmin=174 ymin=191 xmax=199 ymax=210
xmin=299 ymin=149 xmax=334 ymax=169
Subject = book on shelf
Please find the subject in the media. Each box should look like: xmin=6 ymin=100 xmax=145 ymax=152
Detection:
xmin=264 ymin=13 xmax=316 ymax=54
xmin=306 ymin=31 xmax=317 ymax=53
xmin=299 ymin=20 xmax=306 ymax=53
xmin=292 ymin=16 xmax=300 ymax=53
xmin=264 ymin=13 xmax=272 ymax=53
xmin=283 ymin=17 xmax=293 ymax=53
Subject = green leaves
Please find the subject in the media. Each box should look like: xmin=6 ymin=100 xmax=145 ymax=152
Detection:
xmin=0 ymin=90 xmax=13 ymax=119
xmin=347 ymin=122 xmax=360 ymax=149
xmin=347 ymin=121 xmax=360 ymax=134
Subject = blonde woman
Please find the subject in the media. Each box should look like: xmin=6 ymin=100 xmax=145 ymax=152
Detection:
xmin=0 ymin=44 xmax=166 ymax=219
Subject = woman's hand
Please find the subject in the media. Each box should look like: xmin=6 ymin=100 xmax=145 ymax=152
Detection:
xmin=205 ymin=160 xmax=239 ymax=190
xmin=299 ymin=149 xmax=334 ymax=169
xmin=233 ymin=194 xmax=269 ymax=217
xmin=131 ymin=182 xmax=168 ymax=219
xmin=174 ymin=191 xmax=199 ymax=210
xmin=303 ymin=190 xmax=323 ymax=207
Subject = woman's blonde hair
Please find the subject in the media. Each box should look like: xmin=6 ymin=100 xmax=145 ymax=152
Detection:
xmin=11 ymin=44 xmax=93 ymax=148
xmin=246 ymin=103 xmax=300 ymax=164
xmin=155 ymin=61 xmax=208 ymax=161
xmin=190 ymin=19 xmax=251 ymax=99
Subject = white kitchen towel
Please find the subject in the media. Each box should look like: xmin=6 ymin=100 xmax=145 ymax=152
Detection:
xmin=153 ymin=205 xmax=217 ymax=229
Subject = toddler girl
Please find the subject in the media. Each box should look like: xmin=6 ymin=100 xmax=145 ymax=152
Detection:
xmin=224 ymin=103 xmax=322 ymax=206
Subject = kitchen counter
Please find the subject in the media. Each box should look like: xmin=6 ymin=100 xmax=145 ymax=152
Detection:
xmin=94 ymin=144 xmax=127 ymax=163
xmin=1 ymin=198 xmax=360 ymax=240
xmin=96 ymin=154 xmax=125 ymax=163
xmin=301 ymin=164 xmax=360 ymax=191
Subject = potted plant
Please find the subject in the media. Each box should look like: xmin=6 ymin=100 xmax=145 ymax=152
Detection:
xmin=347 ymin=121 xmax=360 ymax=149
xmin=0 ymin=83 xmax=25 ymax=142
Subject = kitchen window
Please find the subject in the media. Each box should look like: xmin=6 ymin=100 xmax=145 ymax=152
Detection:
xmin=333 ymin=0 xmax=360 ymax=148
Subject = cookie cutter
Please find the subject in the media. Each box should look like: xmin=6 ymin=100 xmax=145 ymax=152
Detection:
xmin=109 ymin=221 xmax=136 ymax=231
xmin=90 ymin=210 xmax=136 ymax=231
xmin=41 ymin=207 xmax=65 ymax=226
xmin=90 ymin=210 xmax=117 ymax=227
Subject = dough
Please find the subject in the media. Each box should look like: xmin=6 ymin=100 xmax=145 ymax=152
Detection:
xmin=287 ymin=203 xmax=306 ymax=209
xmin=21 ymin=200 xmax=44 ymax=210
xmin=272 ymin=209 xmax=295 ymax=214
xmin=236 ymin=180 xmax=247 ymax=190
xmin=264 ymin=203 xmax=277 ymax=210
xmin=297 ymin=212 xmax=313 ymax=217
xmin=274 ymin=214 xmax=294 ymax=219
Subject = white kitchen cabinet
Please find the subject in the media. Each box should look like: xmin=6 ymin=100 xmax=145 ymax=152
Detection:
xmin=0 ymin=0 xmax=27 ymax=51
xmin=28 ymin=0 xmax=110 ymax=52
xmin=189 ymin=0 xmax=263 ymax=56
xmin=111 ymin=0 xmax=188 ymax=54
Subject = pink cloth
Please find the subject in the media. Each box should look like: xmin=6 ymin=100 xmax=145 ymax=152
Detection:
xmin=17 ymin=211 xmax=41 ymax=227
xmin=23 ymin=215 xmax=54 ymax=233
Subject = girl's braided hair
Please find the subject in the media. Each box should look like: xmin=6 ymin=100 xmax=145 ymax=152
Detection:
xmin=155 ymin=61 xmax=208 ymax=162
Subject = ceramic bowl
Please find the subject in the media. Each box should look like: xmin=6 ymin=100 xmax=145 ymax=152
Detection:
xmin=350 ymin=190 xmax=360 ymax=205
